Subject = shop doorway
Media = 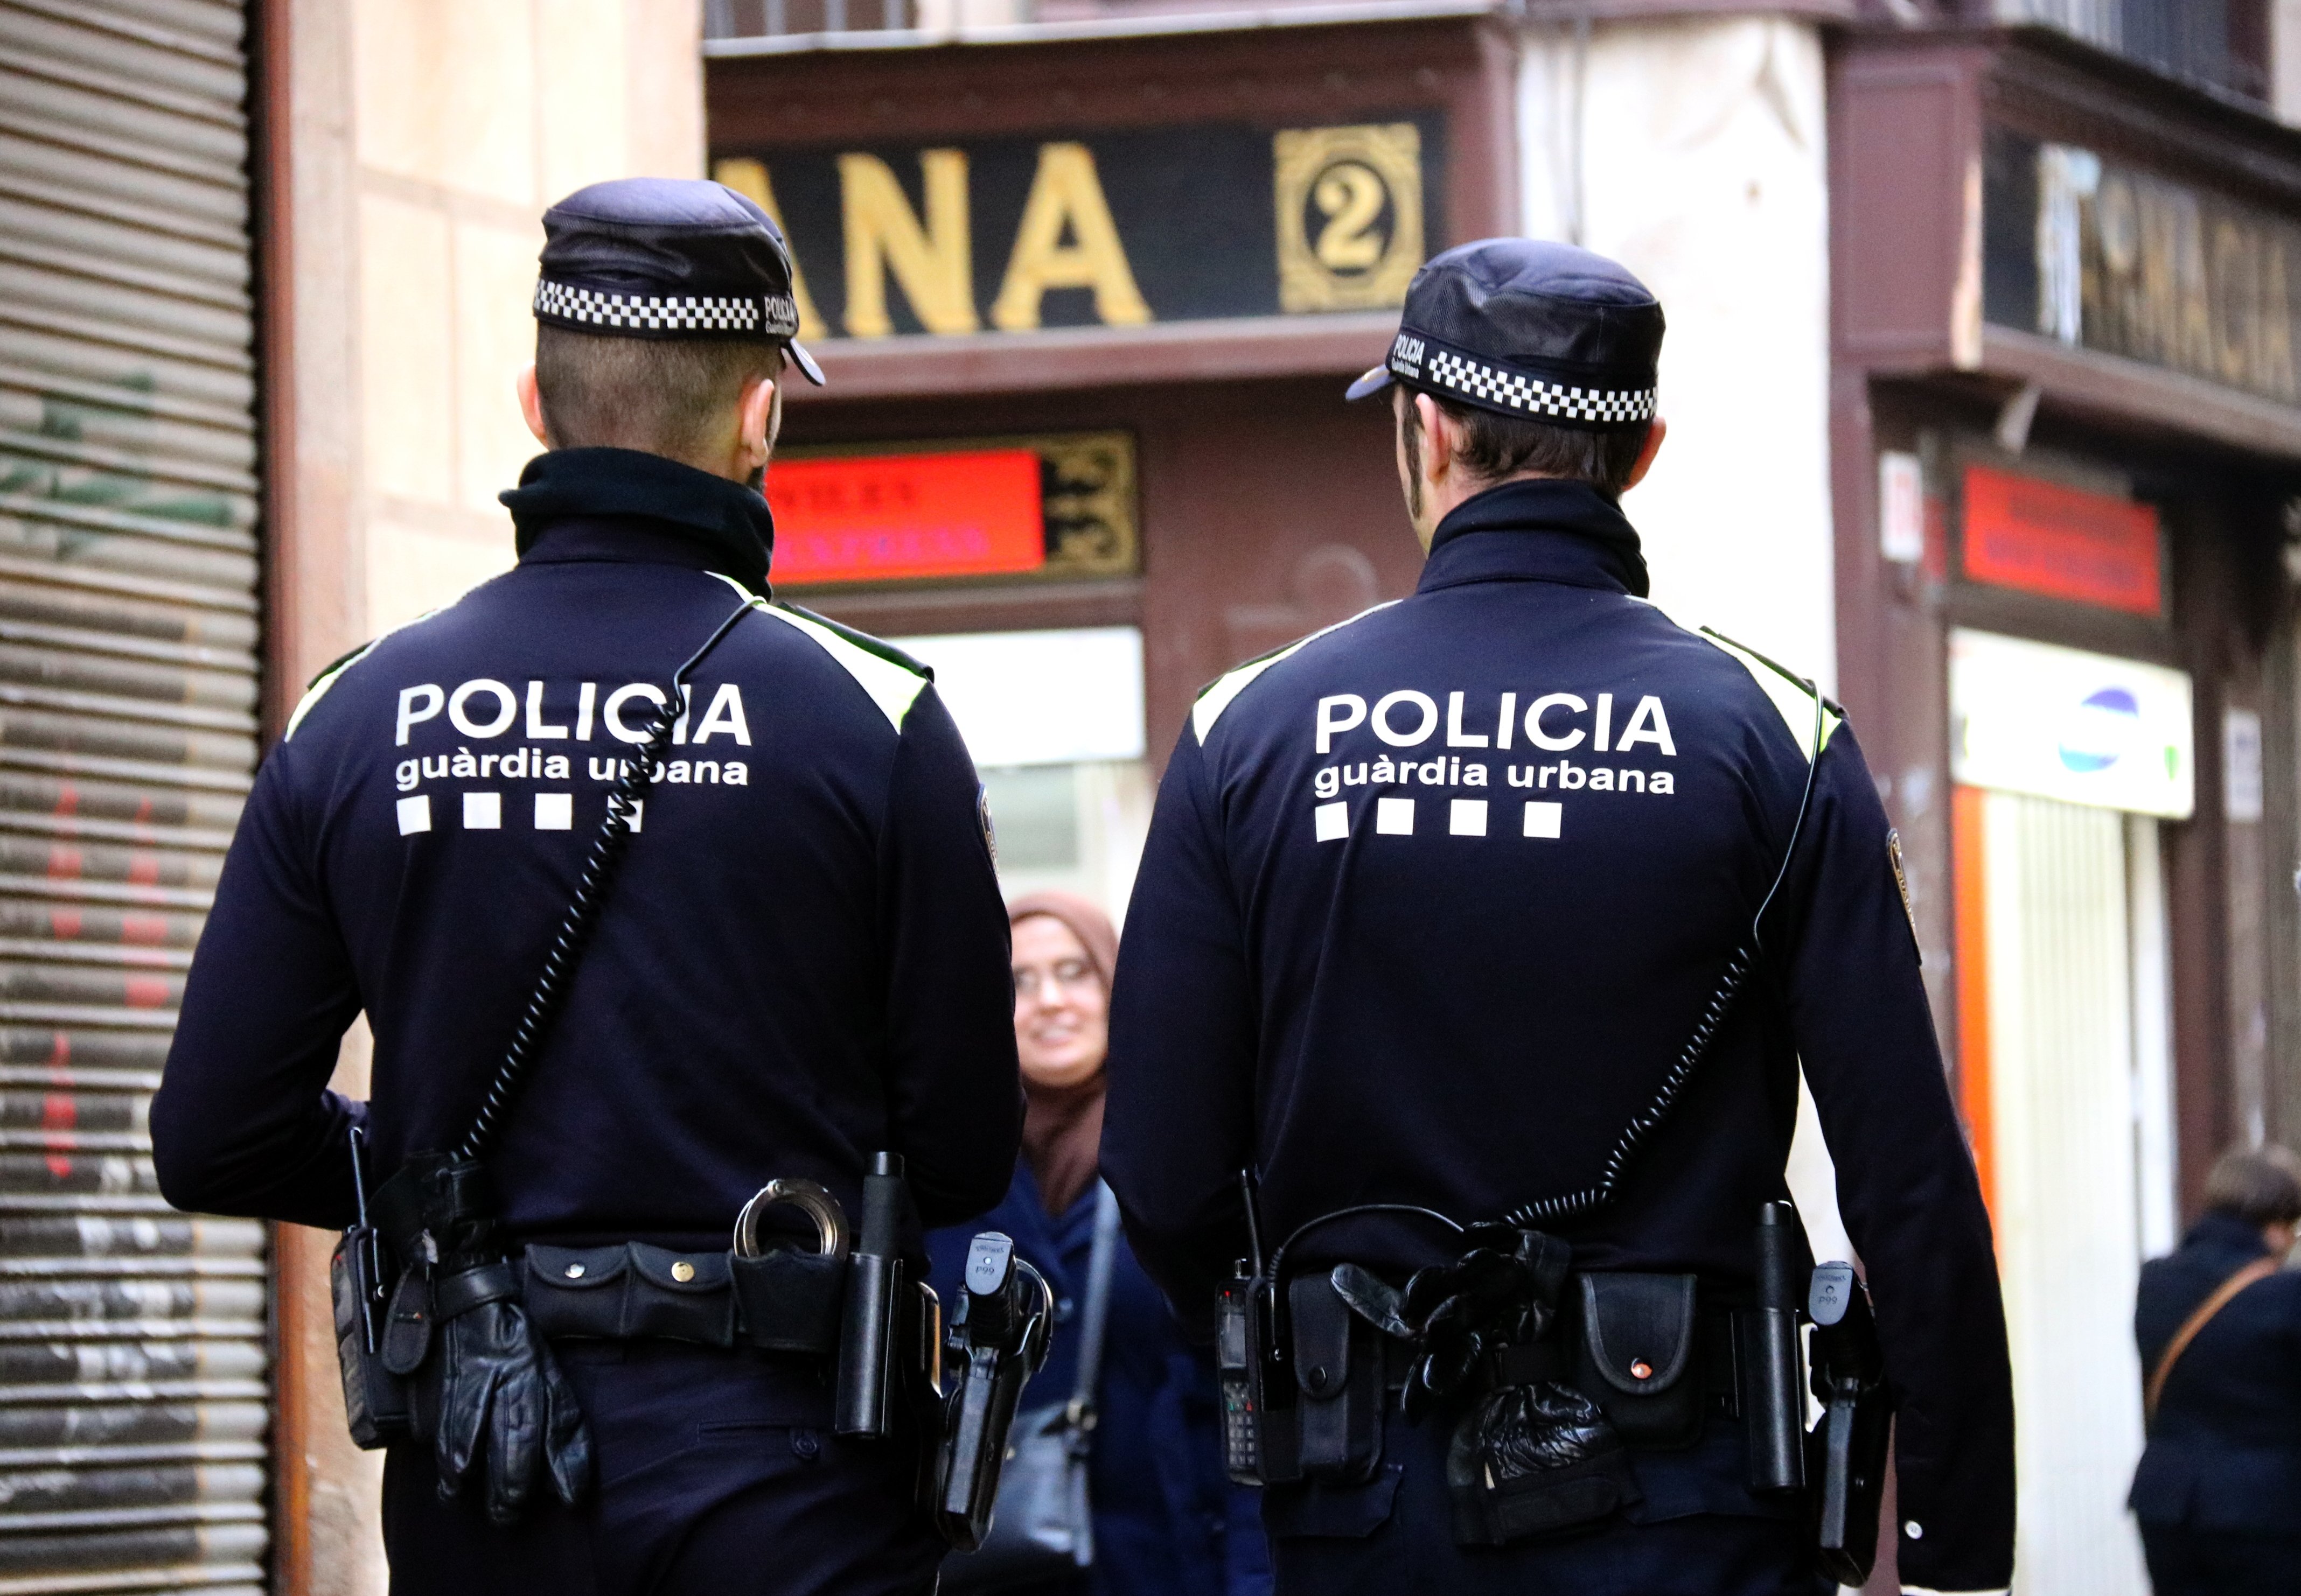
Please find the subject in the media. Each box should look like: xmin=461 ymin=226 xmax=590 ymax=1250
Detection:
xmin=1954 ymin=787 xmax=2177 ymax=1596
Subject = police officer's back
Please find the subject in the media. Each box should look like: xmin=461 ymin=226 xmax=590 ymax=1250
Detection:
xmin=1101 ymin=241 xmax=2015 ymax=1595
xmin=150 ymin=179 xmax=1021 ymax=1593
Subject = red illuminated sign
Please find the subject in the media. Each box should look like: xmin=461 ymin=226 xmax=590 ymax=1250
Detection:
xmin=767 ymin=449 xmax=1045 ymax=586
xmin=1961 ymin=465 xmax=2161 ymax=616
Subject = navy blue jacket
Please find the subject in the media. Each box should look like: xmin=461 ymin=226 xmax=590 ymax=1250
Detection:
xmin=1103 ymin=480 xmax=2015 ymax=1593
xmin=151 ymin=448 xmax=1021 ymax=1249
xmin=2132 ymin=1212 xmax=2301 ymax=1531
xmin=927 ymin=1171 xmax=1273 ymax=1596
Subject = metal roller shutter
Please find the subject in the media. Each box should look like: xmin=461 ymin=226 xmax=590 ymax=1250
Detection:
xmin=0 ymin=0 xmax=267 ymax=1591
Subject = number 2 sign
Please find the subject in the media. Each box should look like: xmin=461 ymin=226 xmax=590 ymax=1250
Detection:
xmin=1274 ymin=123 xmax=1426 ymax=313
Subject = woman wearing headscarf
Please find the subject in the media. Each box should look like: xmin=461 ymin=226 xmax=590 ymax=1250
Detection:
xmin=928 ymin=892 xmax=1272 ymax=1596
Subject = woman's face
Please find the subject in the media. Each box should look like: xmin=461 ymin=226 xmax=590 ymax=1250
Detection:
xmin=1011 ymin=914 xmax=1109 ymax=1090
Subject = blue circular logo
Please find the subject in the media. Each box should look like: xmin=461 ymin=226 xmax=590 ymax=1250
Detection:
xmin=2058 ymin=686 xmax=2140 ymax=773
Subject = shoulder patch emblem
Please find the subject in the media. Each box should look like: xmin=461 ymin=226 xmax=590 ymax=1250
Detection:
xmin=1887 ymin=828 xmax=1920 ymax=961
xmin=978 ymin=783 xmax=998 ymax=862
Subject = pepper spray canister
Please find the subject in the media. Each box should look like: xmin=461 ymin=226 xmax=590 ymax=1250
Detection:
xmin=835 ymin=1151 xmax=905 ymax=1438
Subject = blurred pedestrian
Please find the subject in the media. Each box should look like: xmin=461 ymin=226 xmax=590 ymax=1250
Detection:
xmin=929 ymin=892 xmax=1273 ymax=1596
xmin=2131 ymin=1144 xmax=2301 ymax=1595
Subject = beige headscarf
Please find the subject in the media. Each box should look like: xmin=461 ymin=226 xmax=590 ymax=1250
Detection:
xmin=1008 ymin=891 xmax=1119 ymax=1217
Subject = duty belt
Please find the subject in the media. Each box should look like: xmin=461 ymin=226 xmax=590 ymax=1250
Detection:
xmin=521 ymin=1239 xmax=852 ymax=1356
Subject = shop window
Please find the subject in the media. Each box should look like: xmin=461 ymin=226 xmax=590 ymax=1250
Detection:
xmin=896 ymin=627 xmax=1152 ymax=917
xmin=981 ymin=764 xmax=1078 ymax=869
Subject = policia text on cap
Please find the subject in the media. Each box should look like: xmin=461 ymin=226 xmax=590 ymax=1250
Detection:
xmin=1101 ymin=239 xmax=2017 ymax=1596
xmin=148 ymin=179 xmax=1045 ymax=1593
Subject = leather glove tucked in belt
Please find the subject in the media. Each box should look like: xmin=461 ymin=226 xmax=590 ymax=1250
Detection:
xmin=375 ymin=1153 xmax=594 ymax=1524
xmin=433 ymin=1257 xmax=591 ymax=1524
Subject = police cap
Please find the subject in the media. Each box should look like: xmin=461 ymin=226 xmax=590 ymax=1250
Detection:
xmin=1345 ymin=238 xmax=1662 ymax=430
xmin=534 ymin=177 xmax=826 ymax=386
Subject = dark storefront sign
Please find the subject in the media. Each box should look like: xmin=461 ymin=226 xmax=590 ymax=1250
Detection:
xmin=1961 ymin=465 xmax=2164 ymax=616
xmin=768 ymin=431 xmax=1138 ymax=588
xmin=1985 ymin=125 xmax=2301 ymax=405
xmin=713 ymin=115 xmax=1441 ymax=341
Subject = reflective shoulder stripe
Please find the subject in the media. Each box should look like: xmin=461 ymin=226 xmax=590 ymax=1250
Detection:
xmin=1191 ymin=601 xmax=1400 ymax=744
xmin=1697 ymin=627 xmax=1842 ymax=761
xmin=282 ymin=610 xmax=442 ymax=741
xmin=704 ymin=573 xmax=932 ymax=731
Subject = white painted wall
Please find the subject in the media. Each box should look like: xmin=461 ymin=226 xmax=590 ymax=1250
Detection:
xmin=1517 ymin=16 xmax=1836 ymax=693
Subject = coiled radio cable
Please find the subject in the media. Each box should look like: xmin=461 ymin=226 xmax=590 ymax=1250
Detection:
xmin=1505 ymin=652 xmax=1828 ymax=1227
xmin=458 ymin=594 xmax=759 ymax=1162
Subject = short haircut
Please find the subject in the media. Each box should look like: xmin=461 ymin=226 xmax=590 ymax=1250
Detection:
xmin=2204 ymin=1144 xmax=2301 ymax=1228
xmin=1400 ymin=388 xmax=1651 ymax=495
xmin=534 ymin=326 xmax=783 ymax=461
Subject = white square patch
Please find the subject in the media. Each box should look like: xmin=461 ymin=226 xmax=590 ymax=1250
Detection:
xmin=624 ymin=798 xmax=644 ymax=834
xmin=1375 ymin=797 xmax=1414 ymax=835
xmin=1314 ymin=801 xmax=1349 ymax=842
xmin=1449 ymin=799 xmax=1488 ymax=837
xmin=395 ymin=795 xmax=431 ymax=836
xmin=1524 ymin=801 xmax=1563 ymax=839
xmin=463 ymin=792 xmax=501 ymax=830
xmin=534 ymin=793 xmax=573 ymax=831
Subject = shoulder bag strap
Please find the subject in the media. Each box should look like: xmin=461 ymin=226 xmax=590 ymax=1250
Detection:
xmin=1068 ymin=1181 xmax=1122 ymax=1430
xmin=2145 ymin=1255 xmax=2279 ymax=1423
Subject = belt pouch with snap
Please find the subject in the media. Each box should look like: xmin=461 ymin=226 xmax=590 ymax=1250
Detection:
xmin=1573 ymin=1273 xmax=1702 ymax=1449
xmin=627 ymin=1243 xmax=734 ymax=1343
xmin=525 ymin=1243 xmax=737 ymax=1348
xmin=1290 ymin=1273 xmax=1382 ymax=1484
xmin=731 ymin=1246 xmax=847 ymax=1354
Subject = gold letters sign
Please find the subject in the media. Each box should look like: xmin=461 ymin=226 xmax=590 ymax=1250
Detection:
xmin=713 ymin=115 xmax=1442 ymax=340
xmin=1991 ymin=130 xmax=2301 ymax=406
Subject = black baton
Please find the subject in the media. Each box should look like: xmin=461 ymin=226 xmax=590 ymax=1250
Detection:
xmin=1743 ymin=1200 xmax=1808 ymax=1492
xmin=835 ymin=1151 xmax=905 ymax=1438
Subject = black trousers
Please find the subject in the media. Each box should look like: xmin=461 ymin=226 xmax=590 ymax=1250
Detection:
xmin=2140 ymin=1522 xmax=2301 ymax=1596
xmin=1266 ymin=1406 xmax=1828 ymax=1596
xmin=381 ymin=1340 xmax=944 ymax=1596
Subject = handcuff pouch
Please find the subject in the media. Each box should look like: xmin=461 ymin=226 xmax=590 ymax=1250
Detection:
xmin=1572 ymin=1272 xmax=1703 ymax=1449
xmin=731 ymin=1245 xmax=848 ymax=1354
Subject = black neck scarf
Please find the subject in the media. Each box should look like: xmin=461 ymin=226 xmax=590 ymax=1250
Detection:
xmin=500 ymin=447 xmax=777 ymax=595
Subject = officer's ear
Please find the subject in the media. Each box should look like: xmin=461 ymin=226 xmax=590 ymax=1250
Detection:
xmin=1622 ymin=416 xmax=1668 ymax=491
xmin=734 ymin=372 xmax=780 ymax=477
xmin=516 ymin=365 xmax=551 ymax=449
xmin=1414 ymin=393 xmax=1459 ymax=484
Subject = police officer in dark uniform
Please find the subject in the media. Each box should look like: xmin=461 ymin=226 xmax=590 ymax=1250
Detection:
xmin=150 ymin=179 xmax=1021 ymax=1593
xmin=1100 ymin=240 xmax=2016 ymax=1595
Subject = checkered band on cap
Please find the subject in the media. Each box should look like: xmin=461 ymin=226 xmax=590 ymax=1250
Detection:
xmin=534 ymin=278 xmax=800 ymax=339
xmin=1387 ymin=333 xmax=1654 ymax=428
